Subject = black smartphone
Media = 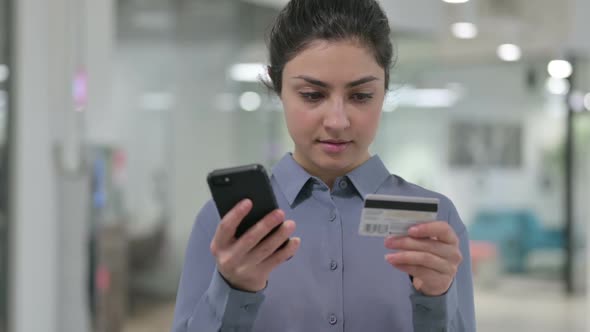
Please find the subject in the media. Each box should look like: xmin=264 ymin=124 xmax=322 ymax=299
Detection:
xmin=207 ymin=164 xmax=288 ymax=249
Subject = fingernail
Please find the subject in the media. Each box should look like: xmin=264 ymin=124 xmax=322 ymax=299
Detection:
xmin=241 ymin=199 xmax=251 ymax=209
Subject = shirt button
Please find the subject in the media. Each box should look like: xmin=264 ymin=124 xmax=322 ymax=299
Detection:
xmin=328 ymin=314 xmax=338 ymax=325
xmin=330 ymin=260 xmax=338 ymax=270
xmin=329 ymin=210 xmax=337 ymax=222
xmin=339 ymin=180 xmax=348 ymax=189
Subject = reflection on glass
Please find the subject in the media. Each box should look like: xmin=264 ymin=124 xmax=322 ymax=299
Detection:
xmin=0 ymin=64 xmax=8 ymax=82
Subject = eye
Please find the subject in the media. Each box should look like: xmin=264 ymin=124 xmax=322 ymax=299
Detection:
xmin=350 ymin=93 xmax=374 ymax=103
xmin=299 ymin=91 xmax=324 ymax=103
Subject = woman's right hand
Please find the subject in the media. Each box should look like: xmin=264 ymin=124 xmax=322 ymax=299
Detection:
xmin=209 ymin=199 xmax=301 ymax=292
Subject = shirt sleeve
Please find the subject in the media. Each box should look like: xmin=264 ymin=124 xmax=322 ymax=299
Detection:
xmin=410 ymin=200 xmax=476 ymax=331
xmin=171 ymin=200 xmax=266 ymax=332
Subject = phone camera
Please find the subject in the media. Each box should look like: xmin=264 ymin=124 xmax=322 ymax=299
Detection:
xmin=213 ymin=176 xmax=231 ymax=186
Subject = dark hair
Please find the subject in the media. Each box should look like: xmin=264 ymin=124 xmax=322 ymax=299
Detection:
xmin=266 ymin=0 xmax=394 ymax=94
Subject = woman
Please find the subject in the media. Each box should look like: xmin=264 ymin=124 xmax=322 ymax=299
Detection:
xmin=172 ymin=0 xmax=475 ymax=331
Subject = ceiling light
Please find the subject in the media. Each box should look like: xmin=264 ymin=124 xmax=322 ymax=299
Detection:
xmin=451 ymin=22 xmax=478 ymax=39
xmin=240 ymin=91 xmax=261 ymax=111
xmin=497 ymin=44 xmax=522 ymax=62
xmin=547 ymin=60 xmax=573 ymax=79
xmin=230 ymin=63 xmax=268 ymax=82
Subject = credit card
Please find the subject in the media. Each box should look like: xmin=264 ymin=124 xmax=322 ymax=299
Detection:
xmin=358 ymin=194 xmax=439 ymax=237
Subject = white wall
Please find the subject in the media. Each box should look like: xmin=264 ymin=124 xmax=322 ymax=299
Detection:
xmin=12 ymin=0 xmax=113 ymax=330
xmin=12 ymin=0 xmax=59 ymax=331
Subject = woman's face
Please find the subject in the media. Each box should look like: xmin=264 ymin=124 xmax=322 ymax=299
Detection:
xmin=280 ymin=39 xmax=386 ymax=183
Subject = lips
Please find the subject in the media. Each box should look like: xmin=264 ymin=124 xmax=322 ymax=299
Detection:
xmin=319 ymin=139 xmax=351 ymax=144
xmin=317 ymin=139 xmax=351 ymax=153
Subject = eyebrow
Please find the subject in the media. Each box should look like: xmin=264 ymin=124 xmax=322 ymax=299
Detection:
xmin=291 ymin=75 xmax=380 ymax=88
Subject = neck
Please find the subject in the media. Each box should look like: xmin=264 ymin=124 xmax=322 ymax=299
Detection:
xmin=292 ymin=151 xmax=370 ymax=189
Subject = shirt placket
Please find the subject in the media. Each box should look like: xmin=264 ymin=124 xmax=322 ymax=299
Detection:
xmin=312 ymin=178 xmax=345 ymax=331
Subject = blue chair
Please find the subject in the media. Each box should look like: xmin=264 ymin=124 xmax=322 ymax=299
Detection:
xmin=468 ymin=210 xmax=564 ymax=273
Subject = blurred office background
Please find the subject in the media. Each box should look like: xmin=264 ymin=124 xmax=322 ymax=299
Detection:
xmin=1 ymin=0 xmax=589 ymax=331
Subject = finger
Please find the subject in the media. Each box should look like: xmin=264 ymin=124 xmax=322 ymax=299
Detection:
xmin=408 ymin=221 xmax=458 ymax=245
xmin=260 ymin=237 xmax=301 ymax=272
xmin=384 ymin=236 xmax=456 ymax=260
xmin=211 ymin=199 xmax=252 ymax=253
xmin=390 ymin=263 xmax=438 ymax=279
xmin=246 ymin=220 xmax=296 ymax=265
xmin=231 ymin=209 xmax=285 ymax=257
xmin=385 ymin=251 xmax=455 ymax=275
xmin=393 ymin=264 xmax=453 ymax=296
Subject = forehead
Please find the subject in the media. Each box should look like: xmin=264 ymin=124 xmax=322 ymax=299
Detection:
xmin=284 ymin=39 xmax=384 ymax=81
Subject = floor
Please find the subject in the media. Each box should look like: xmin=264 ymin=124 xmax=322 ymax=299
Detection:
xmin=124 ymin=301 xmax=175 ymax=332
xmin=123 ymin=276 xmax=587 ymax=332
xmin=475 ymin=276 xmax=586 ymax=332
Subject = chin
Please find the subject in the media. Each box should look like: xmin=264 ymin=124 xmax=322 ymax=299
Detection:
xmin=312 ymin=153 xmax=358 ymax=172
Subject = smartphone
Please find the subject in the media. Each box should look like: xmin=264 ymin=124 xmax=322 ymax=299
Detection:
xmin=207 ymin=164 xmax=288 ymax=249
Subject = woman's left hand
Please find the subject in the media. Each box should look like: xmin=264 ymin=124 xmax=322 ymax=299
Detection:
xmin=384 ymin=221 xmax=462 ymax=297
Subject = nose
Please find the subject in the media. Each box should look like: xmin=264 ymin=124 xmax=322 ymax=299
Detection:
xmin=323 ymin=97 xmax=350 ymax=131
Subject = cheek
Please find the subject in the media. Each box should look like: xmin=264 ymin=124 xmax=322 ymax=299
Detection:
xmin=282 ymin=91 xmax=328 ymax=140
xmin=353 ymin=108 xmax=382 ymax=138
xmin=285 ymin=109 xmax=316 ymax=142
xmin=283 ymin=98 xmax=315 ymax=143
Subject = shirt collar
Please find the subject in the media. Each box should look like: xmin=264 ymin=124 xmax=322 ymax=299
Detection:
xmin=271 ymin=153 xmax=313 ymax=206
xmin=272 ymin=153 xmax=391 ymax=206
xmin=346 ymin=154 xmax=391 ymax=198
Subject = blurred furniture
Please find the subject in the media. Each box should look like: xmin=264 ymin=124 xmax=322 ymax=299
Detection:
xmin=128 ymin=222 xmax=166 ymax=272
xmin=468 ymin=209 xmax=565 ymax=273
xmin=470 ymin=241 xmax=500 ymax=288
xmin=127 ymin=221 xmax=167 ymax=312
xmin=95 ymin=223 xmax=128 ymax=332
